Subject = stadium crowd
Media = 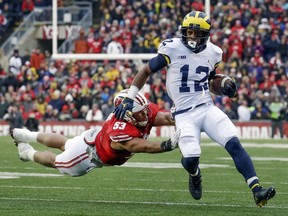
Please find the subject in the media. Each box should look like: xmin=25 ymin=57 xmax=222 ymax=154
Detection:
xmin=0 ymin=0 xmax=287 ymax=131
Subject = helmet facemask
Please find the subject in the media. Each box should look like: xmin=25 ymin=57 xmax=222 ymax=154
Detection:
xmin=181 ymin=28 xmax=210 ymax=52
xmin=124 ymin=106 xmax=151 ymax=127
xmin=181 ymin=11 xmax=211 ymax=53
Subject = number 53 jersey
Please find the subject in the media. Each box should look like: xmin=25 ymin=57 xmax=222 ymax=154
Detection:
xmin=94 ymin=103 xmax=160 ymax=166
xmin=158 ymin=38 xmax=223 ymax=111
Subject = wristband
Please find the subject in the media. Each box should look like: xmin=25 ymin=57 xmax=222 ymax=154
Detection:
xmin=127 ymin=85 xmax=139 ymax=99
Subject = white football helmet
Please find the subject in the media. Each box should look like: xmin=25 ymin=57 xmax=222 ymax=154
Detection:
xmin=113 ymin=89 xmax=151 ymax=127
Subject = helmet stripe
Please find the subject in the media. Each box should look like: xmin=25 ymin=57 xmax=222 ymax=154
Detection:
xmin=135 ymin=94 xmax=146 ymax=106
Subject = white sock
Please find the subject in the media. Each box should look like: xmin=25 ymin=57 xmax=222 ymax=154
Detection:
xmin=28 ymin=131 xmax=39 ymax=142
xmin=27 ymin=148 xmax=37 ymax=162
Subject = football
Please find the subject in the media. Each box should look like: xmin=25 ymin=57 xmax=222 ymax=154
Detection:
xmin=209 ymin=74 xmax=233 ymax=96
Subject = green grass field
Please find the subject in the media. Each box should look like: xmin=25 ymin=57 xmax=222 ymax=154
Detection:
xmin=0 ymin=136 xmax=287 ymax=216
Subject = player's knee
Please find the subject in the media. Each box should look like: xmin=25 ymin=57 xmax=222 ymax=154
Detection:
xmin=225 ymin=137 xmax=244 ymax=156
xmin=181 ymin=157 xmax=199 ymax=174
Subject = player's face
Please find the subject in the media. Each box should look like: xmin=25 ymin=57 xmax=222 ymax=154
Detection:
xmin=133 ymin=106 xmax=151 ymax=127
xmin=186 ymin=29 xmax=204 ymax=41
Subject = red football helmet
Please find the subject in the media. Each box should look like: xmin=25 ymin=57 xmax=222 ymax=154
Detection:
xmin=114 ymin=89 xmax=151 ymax=127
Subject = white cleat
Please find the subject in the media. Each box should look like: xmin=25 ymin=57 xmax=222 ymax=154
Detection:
xmin=17 ymin=142 xmax=34 ymax=162
xmin=11 ymin=128 xmax=33 ymax=143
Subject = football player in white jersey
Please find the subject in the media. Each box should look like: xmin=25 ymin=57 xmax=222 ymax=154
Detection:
xmin=114 ymin=11 xmax=276 ymax=207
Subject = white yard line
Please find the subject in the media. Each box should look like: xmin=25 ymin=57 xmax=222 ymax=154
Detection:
xmin=219 ymin=157 xmax=288 ymax=162
xmin=1 ymin=185 xmax=288 ymax=195
xmin=0 ymin=197 xmax=286 ymax=209
xmin=203 ymin=143 xmax=288 ymax=148
xmin=121 ymin=162 xmax=229 ymax=169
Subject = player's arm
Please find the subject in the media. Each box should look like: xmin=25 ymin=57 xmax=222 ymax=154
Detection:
xmin=116 ymin=138 xmax=167 ymax=153
xmin=116 ymin=129 xmax=180 ymax=153
xmin=208 ymin=61 xmax=219 ymax=82
xmin=153 ymin=111 xmax=175 ymax=126
xmin=114 ymin=54 xmax=168 ymax=120
xmin=131 ymin=54 xmax=168 ymax=91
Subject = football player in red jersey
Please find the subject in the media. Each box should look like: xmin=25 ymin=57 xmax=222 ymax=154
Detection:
xmin=11 ymin=89 xmax=180 ymax=177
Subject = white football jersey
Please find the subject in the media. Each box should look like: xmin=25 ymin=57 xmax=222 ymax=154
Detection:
xmin=158 ymin=38 xmax=222 ymax=111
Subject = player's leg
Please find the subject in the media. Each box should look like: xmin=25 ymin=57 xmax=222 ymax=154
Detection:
xmin=271 ymin=121 xmax=277 ymax=138
xmin=278 ymin=121 xmax=284 ymax=138
xmin=15 ymin=130 xmax=102 ymax=176
xmin=204 ymin=105 xmax=276 ymax=207
xmin=16 ymin=142 xmax=56 ymax=168
xmin=12 ymin=128 xmax=68 ymax=168
xmin=54 ymin=133 xmax=101 ymax=176
xmin=12 ymin=128 xmax=67 ymax=151
xmin=37 ymin=132 xmax=67 ymax=151
xmin=175 ymin=110 xmax=203 ymax=200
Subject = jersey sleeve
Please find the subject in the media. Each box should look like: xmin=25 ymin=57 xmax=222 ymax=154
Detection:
xmin=149 ymin=102 xmax=161 ymax=124
xmin=210 ymin=43 xmax=223 ymax=68
xmin=108 ymin=120 xmax=141 ymax=142
xmin=157 ymin=39 xmax=179 ymax=65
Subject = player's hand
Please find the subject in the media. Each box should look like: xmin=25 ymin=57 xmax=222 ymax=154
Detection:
xmin=113 ymin=97 xmax=134 ymax=120
xmin=221 ymin=79 xmax=237 ymax=98
xmin=160 ymin=129 xmax=181 ymax=151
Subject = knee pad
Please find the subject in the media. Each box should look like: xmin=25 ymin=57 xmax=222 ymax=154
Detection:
xmin=181 ymin=157 xmax=199 ymax=174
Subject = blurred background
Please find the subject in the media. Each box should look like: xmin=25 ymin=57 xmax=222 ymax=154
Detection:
xmin=0 ymin=0 xmax=287 ymax=139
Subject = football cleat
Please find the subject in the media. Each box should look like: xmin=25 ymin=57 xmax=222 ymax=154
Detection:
xmin=17 ymin=142 xmax=34 ymax=162
xmin=254 ymin=186 xmax=276 ymax=207
xmin=188 ymin=170 xmax=202 ymax=200
xmin=11 ymin=128 xmax=33 ymax=143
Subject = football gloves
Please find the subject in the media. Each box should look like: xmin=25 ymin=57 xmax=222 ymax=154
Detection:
xmin=114 ymin=97 xmax=134 ymax=120
xmin=221 ymin=79 xmax=238 ymax=98
xmin=160 ymin=129 xmax=181 ymax=151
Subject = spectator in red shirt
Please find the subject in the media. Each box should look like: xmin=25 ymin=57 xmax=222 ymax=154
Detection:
xmin=191 ymin=0 xmax=204 ymax=11
xmin=228 ymin=38 xmax=243 ymax=59
xmin=22 ymin=0 xmax=35 ymax=15
xmin=0 ymin=9 xmax=8 ymax=27
xmin=30 ymin=48 xmax=45 ymax=70
xmin=88 ymin=33 xmax=104 ymax=53
xmin=78 ymin=71 xmax=93 ymax=89
xmin=231 ymin=19 xmax=245 ymax=35
xmin=74 ymin=30 xmax=89 ymax=53
xmin=251 ymin=50 xmax=265 ymax=66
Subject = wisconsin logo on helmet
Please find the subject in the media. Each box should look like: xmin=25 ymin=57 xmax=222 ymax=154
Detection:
xmin=181 ymin=11 xmax=211 ymax=53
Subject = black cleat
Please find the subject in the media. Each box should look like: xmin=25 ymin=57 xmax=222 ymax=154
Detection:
xmin=254 ymin=186 xmax=276 ymax=207
xmin=188 ymin=170 xmax=202 ymax=200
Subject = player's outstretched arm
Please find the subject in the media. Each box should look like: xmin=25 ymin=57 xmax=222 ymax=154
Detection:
xmin=119 ymin=130 xmax=180 ymax=153
xmin=114 ymin=63 xmax=153 ymax=120
xmin=153 ymin=111 xmax=175 ymax=126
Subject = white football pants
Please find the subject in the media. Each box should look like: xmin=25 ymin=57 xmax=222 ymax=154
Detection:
xmin=175 ymin=103 xmax=237 ymax=158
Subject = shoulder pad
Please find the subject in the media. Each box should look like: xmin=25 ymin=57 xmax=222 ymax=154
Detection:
xmin=208 ymin=42 xmax=223 ymax=55
xmin=158 ymin=38 xmax=181 ymax=55
xmin=207 ymin=42 xmax=223 ymax=64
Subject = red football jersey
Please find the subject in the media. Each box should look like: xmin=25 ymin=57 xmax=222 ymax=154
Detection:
xmin=95 ymin=103 xmax=160 ymax=165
